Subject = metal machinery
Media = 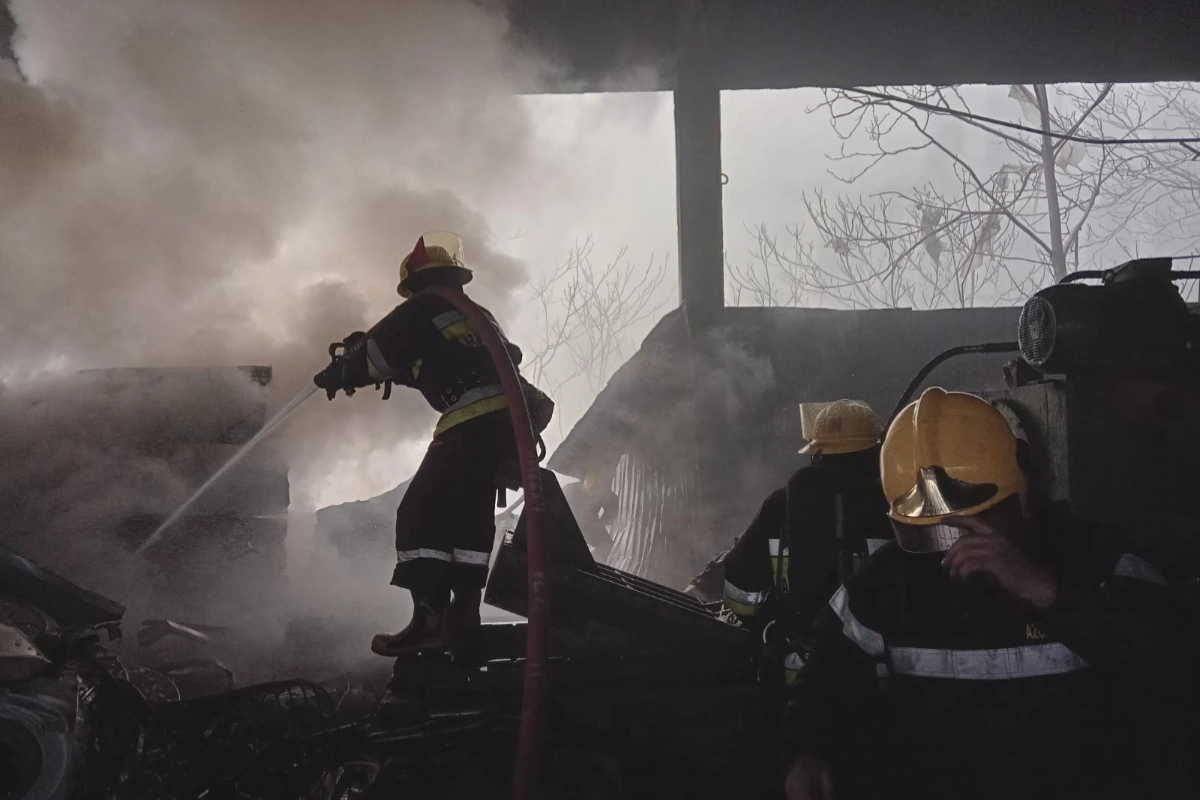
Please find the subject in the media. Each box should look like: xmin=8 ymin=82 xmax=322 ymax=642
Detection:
xmin=971 ymin=258 xmax=1200 ymax=575
xmin=895 ymin=260 xmax=1200 ymax=573
xmin=896 ymin=256 xmax=1200 ymax=791
xmin=0 ymin=542 xmax=345 ymax=800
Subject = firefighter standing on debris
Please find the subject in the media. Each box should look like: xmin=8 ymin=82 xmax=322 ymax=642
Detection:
xmin=721 ymin=399 xmax=891 ymax=684
xmin=784 ymin=388 xmax=1198 ymax=800
xmin=315 ymin=232 xmax=553 ymax=658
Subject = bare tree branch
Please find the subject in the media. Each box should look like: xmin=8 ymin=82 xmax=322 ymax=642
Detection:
xmin=524 ymin=237 xmax=668 ymax=432
xmin=731 ymin=83 xmax=1200 ymax=309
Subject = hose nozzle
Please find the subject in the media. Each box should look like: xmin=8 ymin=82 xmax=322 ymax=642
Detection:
xmin=314 ymin=332 xmax=369 ymax=400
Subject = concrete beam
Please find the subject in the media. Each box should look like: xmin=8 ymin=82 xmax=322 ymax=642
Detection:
xmin=504 ymin=1 xmax=1200 ymax=93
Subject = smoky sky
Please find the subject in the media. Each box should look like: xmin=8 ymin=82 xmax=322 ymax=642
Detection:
xmin=0 ymin=0 xmax=571 ymax=510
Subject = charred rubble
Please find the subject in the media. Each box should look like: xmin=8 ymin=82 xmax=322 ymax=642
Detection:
xmin=0 ymin=366 xmax=388 ymax=799
xmin=0 ymin=479 xmax=766 ymax=800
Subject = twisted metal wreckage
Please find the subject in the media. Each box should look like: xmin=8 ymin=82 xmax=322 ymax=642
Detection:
xmin=1 ymin=543 xmax=352 ymax=799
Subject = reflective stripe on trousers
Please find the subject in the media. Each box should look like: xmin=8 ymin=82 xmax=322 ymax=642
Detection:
xmin=397 ymin=548 xmax=490 ymax=566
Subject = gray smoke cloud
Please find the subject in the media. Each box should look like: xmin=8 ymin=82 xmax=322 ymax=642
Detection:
xmin=1 ymin=0 xmax=557 ymax=496
xmin=0 ymin=0 xmax=573 ymax=673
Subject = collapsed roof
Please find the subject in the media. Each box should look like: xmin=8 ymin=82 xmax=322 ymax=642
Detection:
xmin=550 ymin=305 xmax=1021 ymax=479
xmin=548 ymin=305 xmax=1022 ymax=586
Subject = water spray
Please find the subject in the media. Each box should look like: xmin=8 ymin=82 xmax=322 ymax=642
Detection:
xmin=134 ymin=382 xmax=318 ymax=555
xmin=136 ymin=335 xmax=377 ymax=555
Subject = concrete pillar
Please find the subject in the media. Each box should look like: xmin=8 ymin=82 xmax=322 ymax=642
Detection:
xmin=673 ymin=68 xmax=725 ymax=328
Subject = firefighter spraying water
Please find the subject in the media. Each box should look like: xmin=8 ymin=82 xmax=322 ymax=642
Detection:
xmin=312 ymin=231 xmax=554 ymax=661
xmin=125 ymin=231 xmax=557 ymax=798
xmin=138 ymin=234 xmax=554 ymax=605
xmin=310 ymin=230 xmax=556 ymax=799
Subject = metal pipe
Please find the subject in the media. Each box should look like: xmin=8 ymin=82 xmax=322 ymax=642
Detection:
xmin=889 ymin=342 xmax=1021 ymax=422
xmin=1058 ymin=270 xmax=1105 ymax=284
xmin=1059 ymin=268 xmax=1200 ymax=284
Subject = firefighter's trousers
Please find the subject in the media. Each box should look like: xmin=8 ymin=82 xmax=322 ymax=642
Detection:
xmin=391 ymin=411 xmax=515 ymax=602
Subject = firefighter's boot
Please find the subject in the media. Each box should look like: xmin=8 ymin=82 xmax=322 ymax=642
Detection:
xmin=371 ymin=598 xmax=449 ymax=657
xmin=447 ymin=588 xmax=483 ymax=661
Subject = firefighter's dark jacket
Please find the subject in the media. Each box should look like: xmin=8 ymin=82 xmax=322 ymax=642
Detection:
xmin=785 ymin=513 xmax=1200 ymax=800
xmin=345 ymin=290 xmax=547 ymax=436
xmin=723 ymin=452 xmax=890 ymax=628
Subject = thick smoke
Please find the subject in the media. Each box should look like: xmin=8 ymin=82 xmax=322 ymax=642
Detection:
xmin=2 ymin=1 xmax=548 ymax=492
xmin=0 ymin=369 xmax=272 ymax=597
xmin=0 ymin=0 xmax=566 ymax=673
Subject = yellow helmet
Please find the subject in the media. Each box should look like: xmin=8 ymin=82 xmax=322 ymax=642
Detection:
xmin=397 ymin=231 xmax=473 ymax=297
xmin=882 ymin=388 xmax=1027 ymax=549
xmin=798 ymin=399 xmax=883 ymax=455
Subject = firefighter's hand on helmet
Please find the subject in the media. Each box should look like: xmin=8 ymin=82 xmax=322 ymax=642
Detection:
xmin=784 ymin=754 xmax=835 ymax=800
xmin=941 ymin=519 xmax=1058 ymax=609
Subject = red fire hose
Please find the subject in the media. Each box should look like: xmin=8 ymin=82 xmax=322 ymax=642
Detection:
xmin=424 ymin=286 xmax=548 ymax=800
